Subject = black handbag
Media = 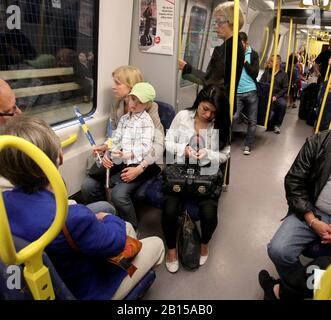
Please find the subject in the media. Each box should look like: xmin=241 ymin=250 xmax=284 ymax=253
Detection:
xmin=178 ymin=211 xmax=200 ymax=270
xmin=162 ymin=163 xmax=223 ymax=199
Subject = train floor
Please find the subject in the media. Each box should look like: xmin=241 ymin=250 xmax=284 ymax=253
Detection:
xmin=139 ymin=103 xmax=315 ymax=300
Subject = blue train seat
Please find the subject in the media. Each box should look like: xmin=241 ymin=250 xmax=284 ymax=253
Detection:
xmin=0 ymin=236 xmax=155 ymax=300
xmin=133 ymin=101 xmax=175 ymax=209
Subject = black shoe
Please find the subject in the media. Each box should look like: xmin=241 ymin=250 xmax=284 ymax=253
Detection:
xmin=258 ymin=270 xmax=279 ymax=300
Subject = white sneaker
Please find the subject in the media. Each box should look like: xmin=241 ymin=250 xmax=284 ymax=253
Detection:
xmin=274 ymin=126 xmax=281 ymax=134
xmin=243 ymin=146 xmax=251 ymax=155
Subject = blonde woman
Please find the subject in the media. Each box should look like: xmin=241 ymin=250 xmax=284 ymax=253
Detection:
xmin=81 ymin=66 xmax=164 ymax=205
xmin=178 ymin=2 xmax=245 ymax=95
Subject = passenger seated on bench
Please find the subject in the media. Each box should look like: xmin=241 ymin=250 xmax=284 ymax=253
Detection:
xmin=260 ymin=131 xmax=331 ymax=292
xmin=0 ymin=116 xmax=164 ymax=300
xmin=102 ymin=82 xmax=160 ymax=230
xmin=81 ymin=65 xmax=164 ymax=204
xmin=260 ymin=55 xmax=288 ymax=134
xmin=162 ymin=85 xmax=231 ymax=273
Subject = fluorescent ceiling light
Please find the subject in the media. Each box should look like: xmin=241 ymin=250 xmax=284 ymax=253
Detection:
xmin=302 ymin=0 xmax=330 ymax=6
xmin=301 ymin=29 xmax=308 ymax=33
xmin=265 ymin=1 xmax=274 ymax=9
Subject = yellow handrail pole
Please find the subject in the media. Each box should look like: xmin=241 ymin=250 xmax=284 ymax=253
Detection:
xmin=223 ymin=0 xmax=240 ymax=187
xmin=325 ymin=64 xmax=331 ymax=82
xmin=287 ymin=24 xmax=298 ymax=97
xmin=179 ymin=16 xmax=183 ymax=59
xmin=304 ymin=31 xmax=310 ymax=67
xmin=316 ymin=77 xmax=331 ymax=133
xmin=285 ymin=18 xmax=293 ymax=73
xmin=314 ymin=265 xmax=331 ymax=300
xmin=60 ymin=133 xmax=78 ymax=149
xmin=229 ymin=0 xmax=240 ymax=122
xmin=264 ymin=0 xmax=282 ymax=128
xmin=0 ymin=136 xmax=68 ymax=300
xmin=259 ymin=27 xmax=270 ymax=66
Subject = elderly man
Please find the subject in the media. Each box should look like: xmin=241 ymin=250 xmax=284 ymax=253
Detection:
xmin=0 ymin=79 xmax=22 ymax=125
xmin=0 ymin=80 xmax=22 ymax=189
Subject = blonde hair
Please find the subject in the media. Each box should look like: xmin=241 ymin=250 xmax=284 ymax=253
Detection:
xmin=213 ymin=2 xmax=244 ymax=30
xmin=0 ymin=116 xmax=61 ymax=193
xmin=112 ymin=65 xmax=144 ymax=89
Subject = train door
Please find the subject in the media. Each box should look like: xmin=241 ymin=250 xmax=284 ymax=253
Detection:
xmin=178 ymin=0 xmax=213 ymax=110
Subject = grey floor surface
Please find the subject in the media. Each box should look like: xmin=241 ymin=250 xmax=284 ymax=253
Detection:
xmin=139 ymin=104 xmax=315 ymax=300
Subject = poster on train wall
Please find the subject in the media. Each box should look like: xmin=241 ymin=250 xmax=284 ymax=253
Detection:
xmin=139 ymin=0 xmax=175 ymax=56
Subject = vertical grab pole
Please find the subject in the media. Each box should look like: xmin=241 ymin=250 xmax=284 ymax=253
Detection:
xmin=285 ymin=18 xmax=293 ymax=73
xmin=304 ymin=30 xmax=310 ymax=67
xmin=264 ymin=0 xmax=282 ymax=128
xmin=229 ymin=0 xmax=240 ymax=122
xmin=223 ymin=0 xmax=240 ymax=188
xmin=259 ymin=27 xmax=270 ymax=66
xmin=287 ymin=24 xmax=298 ymax=97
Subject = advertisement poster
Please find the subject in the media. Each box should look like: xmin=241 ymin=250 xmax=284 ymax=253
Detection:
xmin=139 ymin=0 xmax=175 ymax=56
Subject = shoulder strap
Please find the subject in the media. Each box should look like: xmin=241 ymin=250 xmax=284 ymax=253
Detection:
xmin=62 ymin=224 xmax=81 ymax=253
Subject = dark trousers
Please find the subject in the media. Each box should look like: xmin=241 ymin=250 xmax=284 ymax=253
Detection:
xmin=162 ymin=194 xmax=218 ymax=249
xmin=279 ymin=256 xmax=331 ymax=300
xmin=270 ymin=97 xmax=287 ymax=127
xmin=110 ymin=163 xmax=160 ymax=229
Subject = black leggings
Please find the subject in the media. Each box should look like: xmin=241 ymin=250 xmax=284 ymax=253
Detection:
xmin=162 ymin=194 xmax=218 ymax=249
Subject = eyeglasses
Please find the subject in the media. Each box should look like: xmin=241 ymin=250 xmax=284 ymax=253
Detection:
xmin=214 ymin=19 xmax=229 ymax=27
xmin=0 ymin=104 xmax=20 ymax=117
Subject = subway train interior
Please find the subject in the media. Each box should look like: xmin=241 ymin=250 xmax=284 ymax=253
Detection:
xmin=1 ymin=0 xmax=331 ymax=301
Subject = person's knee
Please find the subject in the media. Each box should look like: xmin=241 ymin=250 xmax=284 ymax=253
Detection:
xmin=141 ymin=236 xmax=165 ymax=266
xmin=267 ymin=240 xmax=293 ymax=265
xmin=111 ymin=186 xmax=131 ymax=205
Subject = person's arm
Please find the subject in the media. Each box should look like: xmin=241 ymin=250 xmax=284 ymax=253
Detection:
xmin=64 ymin=205 xmax=126 ymax=258
xmin=165 ymin=111 xmax=188 ymax=158
xmin=275 ymin=72 xmax=289 ymax=99
xmin=244 ymin=51 xmax=259 ymax=80
xmin=284 ymin=135 xmax=318 ymax=219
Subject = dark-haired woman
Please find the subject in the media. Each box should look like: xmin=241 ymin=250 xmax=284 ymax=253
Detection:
xmin=162 ymin=85 xmax=231 ymax=273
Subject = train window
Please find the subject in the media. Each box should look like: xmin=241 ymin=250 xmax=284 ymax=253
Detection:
xmin=181 ymin=5 xmax=207 ymax=87
xmin=0 ymin=0 xmax=99 ymax=126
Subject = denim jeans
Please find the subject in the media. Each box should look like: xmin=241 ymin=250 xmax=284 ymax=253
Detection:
xmin=81 ymin=176 xmax=106 ymax=204
xmin=235 ymin=90 xmax=258 ymax=148
xmin=110 ymin=173 xmax=147 ymax=230
xmin=86 ymin=201 xmax=116 ymax=215
xmin=267 ymin=209 xmax=331 ymax=279
xmin=271 ymin=96 xmax=287 ymax=127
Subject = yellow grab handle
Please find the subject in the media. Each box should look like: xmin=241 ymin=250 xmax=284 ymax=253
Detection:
xmin=0 ymin=136 xmax=68 ymax=299
xmin=285 ymin=19 xmax=293 ymax=73
xmin=315 ymin=265 xmax=331 ymax=300
xmin=316 ymin=77 xmax=331 ymax=133
xmin=60 ymin=133 xmax=78 ymax=149
xmin=287 ymin=24 xmax=298 ymax=97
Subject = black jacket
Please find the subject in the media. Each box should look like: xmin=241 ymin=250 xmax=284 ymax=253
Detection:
xmin=242 ymin=48 xmax=260 ymax=94
xmin=285 ymin=130 xmax=331 ymax=219
xmin=260 ymin=68 xmax=288 ymax=99
xmin=182 ymin=36 xmax=245 ymax=95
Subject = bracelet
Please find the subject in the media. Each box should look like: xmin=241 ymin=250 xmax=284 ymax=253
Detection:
xmin=309 ymin=218 xmax=318 ymax=228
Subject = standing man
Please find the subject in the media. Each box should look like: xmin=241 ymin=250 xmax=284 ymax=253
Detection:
xmin=260 ymin=55 xmax=288 ymax=134
xmin=234 ymin=32 xmax=259 ymax=155
xmin=314 ymin=39 xmax=331 ymax=84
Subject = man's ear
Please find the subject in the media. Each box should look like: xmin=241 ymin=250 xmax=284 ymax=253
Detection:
xmin=58 ymin=151 xmax=64 ymax=167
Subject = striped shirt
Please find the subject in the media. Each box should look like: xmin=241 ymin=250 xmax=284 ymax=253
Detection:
xmin=112 ymin=111 xmax=154 ymax=165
